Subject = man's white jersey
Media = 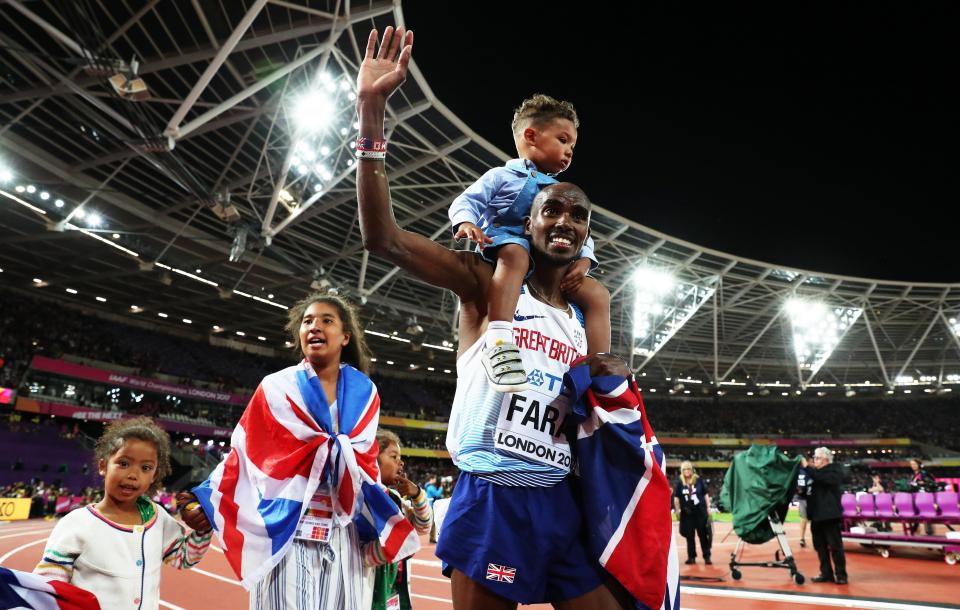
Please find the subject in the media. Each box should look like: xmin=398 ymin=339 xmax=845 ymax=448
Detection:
xmin=446 ymin=284 xmax=587 ymax=487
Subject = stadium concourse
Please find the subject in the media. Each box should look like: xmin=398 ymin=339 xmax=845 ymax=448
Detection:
xmin=1 ymin=2 xmax=960 ymax=610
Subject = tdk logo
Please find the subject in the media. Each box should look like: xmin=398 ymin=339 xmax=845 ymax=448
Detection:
xmin=527 ymin=368 xmax=563 ymax=391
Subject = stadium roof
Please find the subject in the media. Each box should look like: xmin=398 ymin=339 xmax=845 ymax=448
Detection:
xmin=1 ymin=1 xmax=959 ymax=395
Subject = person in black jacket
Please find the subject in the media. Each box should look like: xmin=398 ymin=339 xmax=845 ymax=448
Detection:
xmin=674 ymin=461 xmax=712 ymax=565
xmin=801 ymin=447 xmax=848 ymax=585
xmin=908 ymin=458 xmax=937 ymax=492
xmin=908 ymin=458 xmax=937 ymax=535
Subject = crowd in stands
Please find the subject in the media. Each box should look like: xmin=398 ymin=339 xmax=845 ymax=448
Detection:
xmin=375 ymin=374 xmax=456 ymax=421
xmin=381 ymin=426 xmax=446 ymax=450
xmin=0 ymin=292 xmax=292 ymax=393
xmin=1 ymin=292 xmax=458 ymax=423
xmin=646 ymin=396 xmax=960 ymax=451
xmin=21 ymin=373 xmax=245 ymax=428
xmin=398 ymin=456 xmax=458 ymax=493
xmin=0 ymin=481 xmax=102 ymax=518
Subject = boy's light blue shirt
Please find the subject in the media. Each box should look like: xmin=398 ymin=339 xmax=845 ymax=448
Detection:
xmin=448 ymin=158 xmax=597 ymax=266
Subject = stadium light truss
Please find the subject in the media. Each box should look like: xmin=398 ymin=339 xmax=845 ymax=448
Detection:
xmin=630 ymin=265 xmax=715 ymax=370
xmin=785 ymin=298 xmax=862 ymax=386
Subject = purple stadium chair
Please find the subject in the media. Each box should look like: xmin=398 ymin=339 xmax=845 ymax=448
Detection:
xmin=894 ymin=492 xmax=918 ymax=519
xmin=915 ymin=492 xmax=939 ymax=521
xmin=875 ymin=493 xmax=897 ymax=520
xmin=859 ymin=493 xmax=878 ymax=519
xmin=841 ymin=493 xmax=859 ymax=519
xmin=936 ymin=491 xmax=960 ymax=522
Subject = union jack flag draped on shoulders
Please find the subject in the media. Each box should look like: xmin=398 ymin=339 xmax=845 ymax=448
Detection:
xmin=0 ymin=567 xmax=100 ymax=610
xmin=564 ymin=359 xmax=680 ymax=610
xmin=193 ymin=361 xmax=419 ymax=588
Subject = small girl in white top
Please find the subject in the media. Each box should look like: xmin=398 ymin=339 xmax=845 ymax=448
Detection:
xmin=34 ymin=417 xmax=211 ymax=610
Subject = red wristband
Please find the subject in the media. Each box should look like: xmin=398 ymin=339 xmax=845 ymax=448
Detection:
xmin=355 ymin=137 xmax=387 ymax=153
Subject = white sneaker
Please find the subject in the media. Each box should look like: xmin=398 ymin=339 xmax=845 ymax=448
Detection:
xmin=482 ymin=340 xmax=530 ymax=393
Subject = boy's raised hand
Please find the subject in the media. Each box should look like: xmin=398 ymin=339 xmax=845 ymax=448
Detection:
xmin=453 ymin=222 xmax=493 ymax=249
xmin=357 ymin=26 xmax=414 ymax=103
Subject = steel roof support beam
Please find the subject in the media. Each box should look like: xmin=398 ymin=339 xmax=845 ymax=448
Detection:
xmin=894 ymin=308 xmax=945 ymax=382
xmin=861 ymin=306 xmax=893 ymax=388
xmin=165 ymin=0 xmax=269 ymax=139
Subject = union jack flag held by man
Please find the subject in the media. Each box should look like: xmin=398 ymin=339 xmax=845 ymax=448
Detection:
xmin=564 ymin=359 xmax=681 ymax=610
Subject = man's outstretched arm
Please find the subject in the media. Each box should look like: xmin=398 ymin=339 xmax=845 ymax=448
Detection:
xmin=355 ymin=27 xmax=484 ymax=301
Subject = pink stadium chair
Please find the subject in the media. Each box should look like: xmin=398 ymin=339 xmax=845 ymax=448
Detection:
xmin=859 ymin=493 xmax=878 ymax=519
xmin=841 ymin=493 xmax=859 ymax=519
xmin=936 ymin=491 xmax=960 ymax=522
xmin=915 ymin=492 xmax=939 ymax=521
xmin=875 ymin=493 xmax=897 ymax=520
xmin=894 ymin=492 xmax=918 ymax=519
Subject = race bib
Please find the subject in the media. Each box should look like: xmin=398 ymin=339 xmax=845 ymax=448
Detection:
xmin=493 ymin=386 xmax=572 ymax=470
xmin=386 ymin=594 xmax=400 ymax=610
xmin=295 ymin=489 xmax=333 ymax=543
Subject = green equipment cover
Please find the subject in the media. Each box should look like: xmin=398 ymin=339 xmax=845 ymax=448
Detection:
xmin=719 ymin=445 xmax=800 ymax=544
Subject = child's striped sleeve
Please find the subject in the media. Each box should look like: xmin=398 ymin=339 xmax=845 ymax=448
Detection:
xmin=163 ymin=529 xmax=212 ymax=569
xmin=408 ymin=487 xmax=433 ymax=534
xmin=34 ymin=517 xmax=82 ymax=582
xmin=35 ymin=548 xmax=78 ymax=581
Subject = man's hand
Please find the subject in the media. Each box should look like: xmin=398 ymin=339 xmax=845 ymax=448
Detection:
xmin=393 ymin=473 xmax=420 ymax=499
xmin=356 ymin=26 xmax=414 ymax=104
xmin=176 ymin=491 xmax=212 ymax=534
xmin=580 ymin=352 xmax=630 ymax=378
xmin=453 ymin=222 xmax=493 ymax=249
xmin=800 ymin=457 xmax=809 ymax=468
xmin=560 ymin=258 xmax=591 ymax=294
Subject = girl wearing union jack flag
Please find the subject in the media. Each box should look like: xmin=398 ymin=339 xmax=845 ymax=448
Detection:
xmin=181 ymin=294 xmax=418 ymax=610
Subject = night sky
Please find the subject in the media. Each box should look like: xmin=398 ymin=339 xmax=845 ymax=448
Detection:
xmin=401 ymin=3 xmax=958 ymax=283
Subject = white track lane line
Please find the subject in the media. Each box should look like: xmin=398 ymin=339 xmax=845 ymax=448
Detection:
xmin=0 ymin=537 xmax=47 ymax=563
xmin=410 ymin=574 xmax=450 ymax=584
xmin=159 ymin=601 xmax=187 ymax=610
xmin=411 ymin=593 xmax=452 ymax=604
xmin=0 ymin=529 xmax=55 ymax=541
xmin=682 ymin=586 xmax=960 ymax=610
xmin=0 ymin=520 xmax=55 ymax=532
xmin=190 ymin=567 xmax=242 ymax=585
xmin=410 ymin=558 xmax=443 ymax=568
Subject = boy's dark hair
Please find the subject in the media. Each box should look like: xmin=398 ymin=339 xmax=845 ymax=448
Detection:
xmin=511 ymin=94 xmax=579 ymax=141
xmin=94 ymin=417 xmax=172 ymax=494
xmin=284 ymin=292 xmax=373 ymax=374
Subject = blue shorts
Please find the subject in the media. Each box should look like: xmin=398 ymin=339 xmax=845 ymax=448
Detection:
xmin=435 ymin=472 xmax=607 ymax=604
xmin=477 ymin=224 xmax=534 ymax=269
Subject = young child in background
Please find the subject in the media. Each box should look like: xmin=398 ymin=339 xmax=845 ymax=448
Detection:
xmin=364 ymin=430 xmax=432 ymax=610
xmin=34 ymin=417 xmax=211 ymax=610
xmin=449 ymin=94 xmax=610 ymax=392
